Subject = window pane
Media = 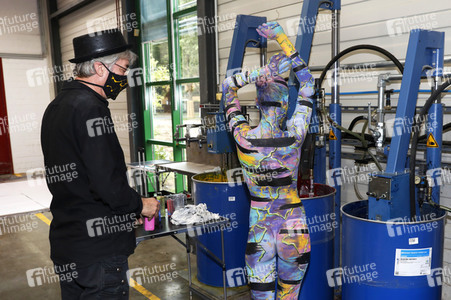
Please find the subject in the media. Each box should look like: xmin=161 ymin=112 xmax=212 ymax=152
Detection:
xmin=153 ymin=145 xmax=175 ymax=193
xmin=153 ymin=145 xmax=173 ymax=161
xmin=143 ymin=40 xmax=170 ymax=83
xmin=148 ymin=85 xmax=173 ymax=142
xmin=179 ymin=82 xmax=201 ymax=139
xmin=141 ymin=0 xmax=168 ymax=42
xmin=176 ymin=14 xmax=199 ymax=78
xmin=174 ymin=0 xmax=196 ymax=12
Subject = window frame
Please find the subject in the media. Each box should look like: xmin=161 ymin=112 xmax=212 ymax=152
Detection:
xmin=140 ymin=0 xmax=200 ymax=193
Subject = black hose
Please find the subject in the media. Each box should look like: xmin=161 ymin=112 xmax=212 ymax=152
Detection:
xmin=348 ymin=116 xmax=367 ymax=131
xmin=318 ymin=44 xmax=404 ymax=87
xmin=418 ymin=122 xmax=451 ymax=141
xmin=409 ymin=80 xmax=451 ymax=219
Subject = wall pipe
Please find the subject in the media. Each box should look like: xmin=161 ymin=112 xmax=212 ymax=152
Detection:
xmin=309 ymin=57 xmax=451 ymax=73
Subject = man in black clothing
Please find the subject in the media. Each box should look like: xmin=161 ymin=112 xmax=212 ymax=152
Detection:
xmin=41 ymin=29 xmax=159 ymax=299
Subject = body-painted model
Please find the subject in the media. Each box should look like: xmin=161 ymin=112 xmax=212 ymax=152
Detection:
xmin=222 ymin=22 xmax=314 ymax=299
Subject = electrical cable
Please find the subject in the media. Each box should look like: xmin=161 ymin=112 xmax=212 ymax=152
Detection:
xmin=348 ymin=116 xmax=366 ymax=131
xmin=409 ymin=80 xmax=451 ymax=219
xmin=417 ymin=122 xmax=451 ymax=141
xmin=320 ymin=99 xmax=383 ymax=171
xmin=316 ymin=45 xmax=404 ymax=174
xmin=318 ymin=44 xmax=404 ymax=87
xmin=354 ymin=164 xmax=365 ymax=200
xmin=429 ymin=202 xmax=451 ymax=213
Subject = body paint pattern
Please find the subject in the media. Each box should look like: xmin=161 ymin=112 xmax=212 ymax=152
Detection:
xmin=222 ymin=23 xmax=314 ymax=300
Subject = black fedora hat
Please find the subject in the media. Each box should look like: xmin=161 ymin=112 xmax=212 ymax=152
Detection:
xmin=69 ymin=28 xmax=132 ymax=63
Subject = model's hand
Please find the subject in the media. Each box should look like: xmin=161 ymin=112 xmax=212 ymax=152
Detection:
xmin=257 ymin=21 xmax=285 ymax=40
xmin=223 ymin=76 xmax=238 ymax=90
xmin=141 ymin=197 xmax=160 ymax=219
xmin=267 ymin=53 xmax=291 ymax=77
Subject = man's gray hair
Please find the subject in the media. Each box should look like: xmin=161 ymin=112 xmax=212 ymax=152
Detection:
xmin=73 ymin=49 xmax=138 ymax=78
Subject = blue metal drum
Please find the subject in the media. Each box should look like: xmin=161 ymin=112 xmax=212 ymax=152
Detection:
xmin=299 ymin=184 xmax=336 ymax=300
xmin=192 ymin=172 xmax=250 ymax=287
xmin=341 ymin=200 xmax=446 ymax=300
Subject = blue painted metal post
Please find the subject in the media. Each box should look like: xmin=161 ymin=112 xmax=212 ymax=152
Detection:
xmin=288 ymin=0 xmax=341 ymax=184
xmin=426 ymin=46 xmax=444 ymax=206
xmin=427 ymin=103 xmax=443 ymax=205
xmin=385 ymin=30 xmax=445 ymax=174
xmin=329 ymin=103 xmax=341 ymax=271
xmin=330 ymin=1 xmax=341 ymax=273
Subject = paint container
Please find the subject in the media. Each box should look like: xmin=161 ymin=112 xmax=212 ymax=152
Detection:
xmin=299 ymin=184 xmax=336 ymax=300
xmin=341 ymin=200 xmax=445 ymax=300
xmin=192 ymin=172 xmax=250 ymax=287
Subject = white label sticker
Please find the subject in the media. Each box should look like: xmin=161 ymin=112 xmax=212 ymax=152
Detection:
xmin=394 ymin=248 xmax=432 ymax=276
xmin=228 ymin=196 xmax=235 ymax=202
xmin=409 ymin=237 xmax=419 ymax=245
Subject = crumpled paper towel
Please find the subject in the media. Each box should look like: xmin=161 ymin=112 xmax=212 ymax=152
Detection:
xmin=170 ymin=203 xmax=220 ymax=225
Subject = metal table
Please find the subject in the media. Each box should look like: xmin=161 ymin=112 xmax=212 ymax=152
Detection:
xmin=126 ymin=160 xmax=173 ymax=194
xmin=155 ymin=162 xmax=220 ymax=177
xmin=127 ymin=160 xmax=173 ymax=172
xmin=135 ymin=217 xmax=230 ymax=300
xmin=127 ymin=160 xmax=219 ymax=195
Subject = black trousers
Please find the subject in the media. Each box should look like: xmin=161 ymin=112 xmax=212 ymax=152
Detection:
xmin=56 ymin=255 xmax=129 ymax=300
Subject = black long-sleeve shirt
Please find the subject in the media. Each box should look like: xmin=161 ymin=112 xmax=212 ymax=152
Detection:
xmin=41 ymin=80 xmax=142 ymax=266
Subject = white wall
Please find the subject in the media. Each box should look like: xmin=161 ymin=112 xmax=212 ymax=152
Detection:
xmin=0 ymin=0 xmax=136 ymax=173
xmin=3 ymin=58 xmax=51 ymax=173
xmin=0 ymin=0 xmax=42 ymax=55
xmin=218 ymin=0 xmax=451 ymax=298
xmin=0 ymin=0 xmax=50 ymax=173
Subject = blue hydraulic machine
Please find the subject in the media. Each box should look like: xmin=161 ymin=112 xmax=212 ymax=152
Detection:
xmin=341 ymin=30 xmax=446 ymax=300
xmin=282 ymin=2 xmax=343 ymax=298
xmin=289 ymin=0 xmax=341 ymax=186
xmin=368 ymin=29 xmax=445 ymax=221
xmin=289 ymin=0 xmax=342 ymax=273
xmin=206 ymin=15 xmax=267 ymax=154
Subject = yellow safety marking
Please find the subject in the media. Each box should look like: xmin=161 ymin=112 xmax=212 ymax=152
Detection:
xmin=129 ymin=279 xmax=160 ymax=300
xmin=329 ymin=129 xmax=337 ymax=140
xmin=35 ymin=213 xmax=51 ymax=226
xmin=427 ymin=133 xmax=439 ymax=148
xmin=34 ymin=213 xmax=160 ymax=300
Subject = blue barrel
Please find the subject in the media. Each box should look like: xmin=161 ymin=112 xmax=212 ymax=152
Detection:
xmin=299 ymin=184 xmax=336 ymax=300
xmin=341 ymin=200 xmax=446 ymax=300
xmin=192 ymin=172 xmax=250 ymax=287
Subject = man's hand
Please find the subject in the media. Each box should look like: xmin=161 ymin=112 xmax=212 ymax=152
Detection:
xmin=267 ymin=53 xmax=291 ymax=77
xmin=257 ymin=21 xmax=285 ymax=40
xmin=140 ymin=197 xmax=160 ymax=221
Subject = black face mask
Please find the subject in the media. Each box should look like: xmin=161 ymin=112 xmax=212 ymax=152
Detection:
xmin=101 ymin=63 xmax=128 ymax=100
xmin=76 ymin=62 xmax=128 ymax=100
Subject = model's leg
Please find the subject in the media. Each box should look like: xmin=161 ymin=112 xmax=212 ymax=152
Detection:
xmin=246 ymin=206 xmax=277 ymax=299
xmin=276 ymin=208 xmax=310 ymax=300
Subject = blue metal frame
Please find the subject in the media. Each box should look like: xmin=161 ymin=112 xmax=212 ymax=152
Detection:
xmin=369 ymin=30 xmax=445 ymax=221
xmin=386 ymin=30 xmax=444 ymax=173
xmin=207 ymin=15 xmax=267 ymax=154
xmin=225 ymin=15 xmax=267 ymax=78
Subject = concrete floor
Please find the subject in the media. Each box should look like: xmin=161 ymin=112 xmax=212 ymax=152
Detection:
xmin=0 ymin=211 xmax=251 ymax=300
xmin=0 ymin=175 xmax=251 ymax=299
xmin=0 ymin=211 xmax=199 ymax=299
